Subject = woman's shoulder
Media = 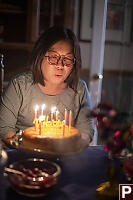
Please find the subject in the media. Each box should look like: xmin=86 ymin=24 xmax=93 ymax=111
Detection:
xmin=3 ymin=71 xmax=34 ymax=98
xmin=11 ymin=71 xmax=33 ymax=85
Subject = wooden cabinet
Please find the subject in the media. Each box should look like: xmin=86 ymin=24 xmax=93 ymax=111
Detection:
xmin=0 ymin=0 xmax=73 ymax=47
xmin=0 ymin=0 xmax=74 ymax=80
xmin=0 ymin=1 xmax=30 ymax=45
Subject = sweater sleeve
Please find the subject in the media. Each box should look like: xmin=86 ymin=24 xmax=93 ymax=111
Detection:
xmin=0 ymin=78 xmax=22 ymax=138
xmin=74 ymin=80 xmax=95 ymax=142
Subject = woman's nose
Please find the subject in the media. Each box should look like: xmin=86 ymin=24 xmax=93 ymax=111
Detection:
xmin=56 ymin=58 xmax=64 ymax=69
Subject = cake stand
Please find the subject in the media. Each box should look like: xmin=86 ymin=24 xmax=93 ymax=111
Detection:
xmin=4 ymin=130 xmax=89 ymax=156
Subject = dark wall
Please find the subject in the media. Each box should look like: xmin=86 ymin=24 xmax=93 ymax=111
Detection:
xmin=0 ymin=48 xmax=30 ymax=81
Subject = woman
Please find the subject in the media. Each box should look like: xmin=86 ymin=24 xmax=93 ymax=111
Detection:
xmin=0 ymin=26 xmax=95 ymax=147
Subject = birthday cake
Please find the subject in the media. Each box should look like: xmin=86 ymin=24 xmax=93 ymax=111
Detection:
xmin=22 ymin=124 xmax=81 ymax=154
xmin=21 ymin=105 xmax=85 ymax=154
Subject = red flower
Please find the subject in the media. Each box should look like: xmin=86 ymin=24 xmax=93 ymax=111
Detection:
xmin=104 ymin=144 xmax=109 ymax=152
xmin=115 ymin=130 xmax=120 ymax=137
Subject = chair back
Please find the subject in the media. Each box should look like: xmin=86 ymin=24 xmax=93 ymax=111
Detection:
xmin=0 ymin=54 xmax=4 ymax=94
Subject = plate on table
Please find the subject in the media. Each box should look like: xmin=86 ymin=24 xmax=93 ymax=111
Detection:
xmin=4 ymin=130 xmax=89 ymax=156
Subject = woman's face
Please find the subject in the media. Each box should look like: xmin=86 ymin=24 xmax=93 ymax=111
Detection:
xmin=41 ymin=40 xmax=74 ymax=86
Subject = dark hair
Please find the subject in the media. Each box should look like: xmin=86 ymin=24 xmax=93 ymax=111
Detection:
xmin=30 ymin=26 xmax=81 ymax=91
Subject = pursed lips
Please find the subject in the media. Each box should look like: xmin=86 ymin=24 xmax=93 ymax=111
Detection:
xmin=55 ymin=74 xmax=63 ymax=77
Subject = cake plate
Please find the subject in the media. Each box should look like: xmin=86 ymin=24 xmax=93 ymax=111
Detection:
xmin=4 ymin=131 xmax=89 ymax=156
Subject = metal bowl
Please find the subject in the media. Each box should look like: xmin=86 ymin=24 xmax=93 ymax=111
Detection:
xmin=5 ymin=158 xmax=61 ymax=197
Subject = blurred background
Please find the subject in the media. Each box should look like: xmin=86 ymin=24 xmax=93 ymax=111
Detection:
xmin=0 ymin=0 xmax=133 ymax=116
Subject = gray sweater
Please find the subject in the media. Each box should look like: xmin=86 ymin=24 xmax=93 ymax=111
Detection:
xmin=0 ymin=71 xmax=95 ymax=143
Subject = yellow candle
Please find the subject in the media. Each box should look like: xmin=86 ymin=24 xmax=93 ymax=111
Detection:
xmin=56 ymin=110 xmax=59 ymax=121
xmin=43 ymin=115 xmax=46 ymax=122
xmin=33 ymin=105 xmax=39 ymax=130
xmin=63 ymin=120 xmax=65 ymax=137
xmin=46 ymin=115 xmax=49 ymax=122
xmin=34 ymin=119 xmax=39 ymax=132
xmin=39 ymin=121 xmax=42 ymax=136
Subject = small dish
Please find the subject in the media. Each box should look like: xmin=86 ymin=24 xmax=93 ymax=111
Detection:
xmin=4 ymin=158 xmax=61 ymax=197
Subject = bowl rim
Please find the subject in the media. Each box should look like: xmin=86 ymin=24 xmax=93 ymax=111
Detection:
xmin=8 ymin=158 xmax=61 ymax=178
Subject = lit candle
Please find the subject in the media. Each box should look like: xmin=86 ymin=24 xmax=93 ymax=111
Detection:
xmin=46 ymin=115 xmax=49 ymax=122
xmin=56 ymin=110 xmax=59 ymax=121
xmin=39 ymin=115 xmax=44 ymax=136
xmin=51 ymin=106 xmax=56 ymax=121
xmin=69 ymin=110 xmax=72 ymax=128
xmin=63 ymin=120 xmax=65 ymax=136
xmin=34 ymin=119 xmax=39 ymax=132
xmin=41 ymin=104 xmax=45 ymax=116
xmin=39 ymin=122 xmax=42 ymax=136
xmin=64 ymin=109 xmax=67 ymax=125
xmin=34 ymin=105 xmax=39 ymax=131
xmin=34 ymin=104 xmax=39 ymax=119
xmin=51 ymin=113 xmax=53 ymax=121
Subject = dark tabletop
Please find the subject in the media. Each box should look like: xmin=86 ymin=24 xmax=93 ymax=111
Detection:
xmin=0 ymin=146 xmax=126 ymax=200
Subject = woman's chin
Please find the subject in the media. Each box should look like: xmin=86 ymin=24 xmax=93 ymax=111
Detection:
xmin=52 ymin=78 xmax=64 ymax=85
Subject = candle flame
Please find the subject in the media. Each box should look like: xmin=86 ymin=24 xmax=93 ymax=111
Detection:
xmin=39 ymin=115 xmax=45 ymax=122
xmin=35 ymin=105 xmax=39 ymax=112
xmin=56 ymin=110 xmax=59 ymax=115
xmin=51 ymin=106 xmax=56 ymax=113
xmin=41 ymin=104 xmax=46 ymax=111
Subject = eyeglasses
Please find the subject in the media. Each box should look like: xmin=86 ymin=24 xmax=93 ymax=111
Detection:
xmin=44 ymin=55 xmax=76 ymax=67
